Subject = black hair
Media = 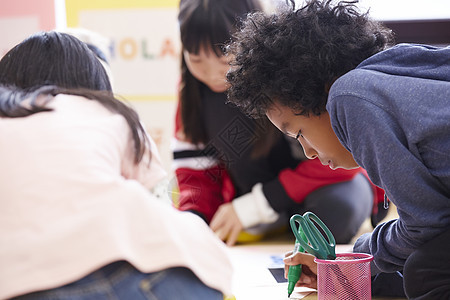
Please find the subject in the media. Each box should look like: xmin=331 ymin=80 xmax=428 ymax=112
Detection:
xmin=227 ymin=0 xmax=394 ymax=118
xmin=178 ymin=0 xmax=263 ymax=144
xmin=86 ymin=43 xmax=109 ymax=64
xmin=0 ymin=31 xmax=112 ymax=92
xmin=0 ymin=85 xmax=149 ymax=164
xmin=0 ymin=31 xmax=149 ymax=164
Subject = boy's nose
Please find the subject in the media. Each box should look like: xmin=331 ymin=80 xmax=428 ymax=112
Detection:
xmin=299 ymin=141 xmax=318 ymax=160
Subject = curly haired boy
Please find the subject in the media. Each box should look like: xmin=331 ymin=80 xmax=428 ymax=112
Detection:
xmin=227 ymin=0 xmax=450 ymax=298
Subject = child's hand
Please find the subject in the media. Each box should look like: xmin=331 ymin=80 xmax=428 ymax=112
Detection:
xmin=284 ymin=251 xmax=318 ymax=289
xmin=210 ymin=203 xmax=243 ymax=246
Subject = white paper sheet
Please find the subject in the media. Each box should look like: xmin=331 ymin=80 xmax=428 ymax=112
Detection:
xmin=228 ymin=244 xmax=353 ymax=300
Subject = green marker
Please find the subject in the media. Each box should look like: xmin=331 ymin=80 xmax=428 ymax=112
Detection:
xmin=287 ymin=228 xmax=306 ymax=297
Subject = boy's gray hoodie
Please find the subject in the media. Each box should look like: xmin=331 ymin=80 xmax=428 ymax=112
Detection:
xmin=327 ymin=43 xmax=450 ymax=274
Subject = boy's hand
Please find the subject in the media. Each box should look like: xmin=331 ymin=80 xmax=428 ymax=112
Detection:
xmin=210 ymin=202 xmax=243 ymax=246
xmin=284 ymin=251 xmax=318 ymax=289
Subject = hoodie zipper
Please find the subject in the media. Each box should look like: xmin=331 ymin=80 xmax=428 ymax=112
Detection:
xmin=384 ymin=193 xmax=390 ymax=209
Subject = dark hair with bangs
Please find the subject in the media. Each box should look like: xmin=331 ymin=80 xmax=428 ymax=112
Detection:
xmin=0 ymin=31 xmax=111 ymax=92
xmin=178 ymin=0 xmax=262 ymax=144
xmin=227 ymin=0 xmax=394 ymax=118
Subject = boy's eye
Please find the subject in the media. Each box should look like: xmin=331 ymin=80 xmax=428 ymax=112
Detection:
xmin=295 ymin=130 xmax=303 ymax=140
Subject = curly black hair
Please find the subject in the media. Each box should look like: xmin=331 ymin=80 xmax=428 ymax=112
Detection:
xmin=226 ymin=0 xmax=394 ymax=118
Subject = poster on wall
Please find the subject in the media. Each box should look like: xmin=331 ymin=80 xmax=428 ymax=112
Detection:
xmin=0 ymin=0 xmax=56 ymax=58
xmin=65 ymin=0 xmax=181 ymax=172
xmin=65 ymin=0 xmax=180 ymax=101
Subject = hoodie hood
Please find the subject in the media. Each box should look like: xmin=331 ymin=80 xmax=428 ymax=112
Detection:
xmin=357 ymin=43 xmax=450 ymax=82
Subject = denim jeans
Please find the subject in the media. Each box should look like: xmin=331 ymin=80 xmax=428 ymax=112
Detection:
xmin=12 ymin=261 xmax=223 ymax=300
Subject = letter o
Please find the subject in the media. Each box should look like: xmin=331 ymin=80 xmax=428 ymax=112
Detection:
xmin=119 ymin=38 xmax=137 ymax=60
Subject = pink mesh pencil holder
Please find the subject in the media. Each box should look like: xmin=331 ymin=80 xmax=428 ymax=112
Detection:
xmin=315 ymin=253 xmax=373 ymax=300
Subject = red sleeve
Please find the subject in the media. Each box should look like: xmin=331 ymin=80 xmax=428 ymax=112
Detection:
xmin=278 ymin=158 xmax=361 ymax=203
xmin=175 ymin=166 xmax=235 ymax=223
xmin=279 ymin=158 xmax=384 ymax=214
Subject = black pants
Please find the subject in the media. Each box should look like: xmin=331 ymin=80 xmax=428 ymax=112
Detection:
xmin=404 ymin=227 xmax=450 ymax=299
xmin=372 ymin=227 xmax=450 ymax=299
